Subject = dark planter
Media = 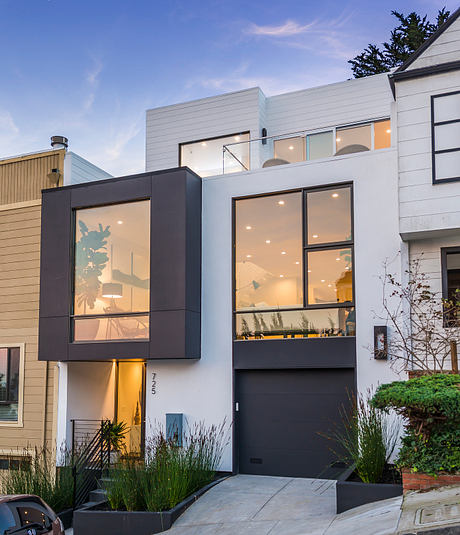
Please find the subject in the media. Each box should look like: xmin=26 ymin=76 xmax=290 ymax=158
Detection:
xmin=336 ymin=466 xmax=403 ymax=513
xmin=57 ymin=508 xmax=73 ymax=530
xmin=73 ymin=477 xmax=227 ymax=535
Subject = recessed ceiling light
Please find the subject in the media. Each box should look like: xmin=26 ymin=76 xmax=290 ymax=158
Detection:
xmin=246 ymin=225 xmax=252 ymax=230
xmin=246 ymin=254 xmax=252 ymax=258
xmin=336 ymin=257 xmax=340 ymax=261
xmin=279 ymin=274 xmax=284 ymax=278
xmin=336 ymin=137 xmax=341 ymax=142
xmin=328 ymin=284 xmax=332 ymax=287
xmin=307 ymin=269 xmax=311 ymax=273
xmin=117 ymin=220 xmax=123 ymax=225
xmin=278 ymin=200 xmax=285 ymax=205
xmin=234 ymin=136 xmax=240 ymax=141
xmin=345 ymin=266 xmax=350 ymax=270
xmin=288 ymin=145 xmax=294 ymax=150
xmin=201 ymin=142 xmax=207 ymax=147
xmin=281 ymin=251 xmax=287 ymax=255
xmin=321 ymin=279 xmax=326 ymax=283
xmin=332 ymin=193 xmax=339 ymax=198
xmin=312 ymin=234 xmax=319 ymax=238
xmin=386 ymin=129 xmax=391 ymax=134
xmin=295 ymin=261 xmax=300 ymax=265
xmin=265 ymin=239 xmax=271 ymax=244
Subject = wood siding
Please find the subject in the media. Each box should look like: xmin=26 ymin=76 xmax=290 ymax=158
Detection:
xmin=0 ymin=153 xmax=60 ymax=454
xmin=409 ymin=18 xmax=460 ymax=70
xmin=396 ymin=70 xmax=460 ymax=238
xmin=0 ymin=150 xmax=65 ymax=205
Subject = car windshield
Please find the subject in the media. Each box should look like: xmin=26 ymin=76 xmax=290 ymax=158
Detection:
xmin=0 ymin=503 xmax=16 ymax=533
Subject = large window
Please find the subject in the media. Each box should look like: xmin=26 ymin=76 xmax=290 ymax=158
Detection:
xmin=234 ymin=185 xmax=354 ymax=339
xmin=0 ymin=346 xmax=23 ymax=424
xmin=442 ymin=247 xmax=460 ymax=327
xmin=432 ymin=91 xmax=460 ymax=183
xmin=180 ymin=132 xmax=250 ymax=177
xmin=73 ymin=200 xmax=150 ymax=342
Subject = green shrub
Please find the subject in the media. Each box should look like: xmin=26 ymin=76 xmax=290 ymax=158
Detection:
xmin=0 ymin=447 xmax=73 ymax=512
xmin=325 ymin=391 xmax=399 ymax=483
xmin=105 ymin=420 xmax=227 ymax=512
xmin=372 ymin=374 xmax=460 ymax=474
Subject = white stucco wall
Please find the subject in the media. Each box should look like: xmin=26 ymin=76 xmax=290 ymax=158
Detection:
xmin=145 ymin=148 xmax=403 ymax=471
xmin=56 ymin=361 xmax=116 ymax=456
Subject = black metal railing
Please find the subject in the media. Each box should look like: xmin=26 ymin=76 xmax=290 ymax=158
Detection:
xmin=71 ymin=419 xmax=111 ymax=508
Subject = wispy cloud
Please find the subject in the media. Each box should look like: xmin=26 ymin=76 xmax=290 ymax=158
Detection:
xmin=0 ymin=111 xmax=19 ymax=136
xmin=246 ymin=19 xmax=317 ymax=37
xmin=82 ymin=57 xmax=103 ymax=113
xmin=244 ymin=12 xmax=357 ymax=61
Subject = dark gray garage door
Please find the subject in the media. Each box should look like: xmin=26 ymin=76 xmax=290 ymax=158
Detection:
xmin=236 ymin=369 xmax=355 ymax=478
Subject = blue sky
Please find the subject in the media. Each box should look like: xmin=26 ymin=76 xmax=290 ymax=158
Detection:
xmin=0 ymin=0 xmax=457 ymax=175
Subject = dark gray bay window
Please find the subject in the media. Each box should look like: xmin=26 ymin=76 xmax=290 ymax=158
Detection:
xmin=38 ymin=169 xmax=201 ymax=362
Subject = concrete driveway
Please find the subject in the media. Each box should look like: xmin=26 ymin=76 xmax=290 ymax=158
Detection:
xmin=166 ymin=474 xmax=336 ymax=534
xmin=164 ymin=474 xmax=403 ymax=535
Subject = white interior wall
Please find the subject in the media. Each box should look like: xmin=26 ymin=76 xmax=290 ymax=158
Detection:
xmin=145 ymin=148 xmax=402 ymax=472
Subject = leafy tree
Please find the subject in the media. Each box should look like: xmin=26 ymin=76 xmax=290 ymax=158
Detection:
xmin=349 ymin=8 xmax=451 ymax=78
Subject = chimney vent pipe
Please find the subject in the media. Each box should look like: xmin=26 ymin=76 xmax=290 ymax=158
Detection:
xmin=50 ymin=135 xmax=68 ymax=150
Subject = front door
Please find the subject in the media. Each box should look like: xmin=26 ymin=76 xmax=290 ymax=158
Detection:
xmin=116 ymin=361 xmax=146 ymax=456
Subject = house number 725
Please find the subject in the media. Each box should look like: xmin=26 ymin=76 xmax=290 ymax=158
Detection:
xmin=151 ymin=372 xmax=157 ymax=395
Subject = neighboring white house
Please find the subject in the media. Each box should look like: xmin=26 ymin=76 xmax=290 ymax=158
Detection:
xmin=46 ymin=8 xmax=460 ymax=478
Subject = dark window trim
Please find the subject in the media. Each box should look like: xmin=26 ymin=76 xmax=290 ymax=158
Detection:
xmin=431 ymin=90 xmax=460 ymax=184
xmin=232 ymin=182 xmax=354 ymax=333
xmin=178 ymin=131 xmax=250 ymax=167
xmin=441 ymin=246 xmax=460 ymax=327
xmin=0 ymin=347 xmax=19 ymax=404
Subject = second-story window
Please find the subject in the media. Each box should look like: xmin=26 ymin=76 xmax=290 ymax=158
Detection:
xmin=234 ymin=185 xmax=354 ymax=339
xmin=0 ymin=347 xmax=21 ymax=423
xmin=73 ymin=200 xmax=150 ymax=342
xmin=432 ymin=91 xmax=460 ymax=183
xmin=180 ymin=132 xmax=250 ymax=177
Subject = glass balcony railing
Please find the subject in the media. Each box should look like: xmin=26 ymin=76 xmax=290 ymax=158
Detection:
xmin=222 ymin=119 xmax=391 ymax=174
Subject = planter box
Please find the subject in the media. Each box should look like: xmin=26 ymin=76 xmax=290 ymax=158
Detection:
xmin=402 ymin=469 xmax=460 ymax=493
xmin=73 ymin=477 xmax=226 ymax=535
xmin=336 ymin=466 xmax=402 ymax=513
xmin=57 ymin=508 xmax=73 ymax=530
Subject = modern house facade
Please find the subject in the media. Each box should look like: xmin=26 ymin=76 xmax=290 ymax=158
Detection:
xmin=39 ymin=8 xmax=460 ymax=478
xmin=0 ymin=138 xmax=110 ymax=469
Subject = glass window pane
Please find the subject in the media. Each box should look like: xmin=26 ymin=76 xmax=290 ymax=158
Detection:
xmin=235 ymin=307 xmax=355 ymax=339
xmin=435 ymin=151 xmax=460 ymax=181
xmin=308 ymin=131 xmax=333 ymax=160
xmin=374 ymin=120 xmax=391 ymax=149
xmin=447 ymin=252 xmax=460 ymax=301
xmin=307 ymin=248 xmax=353 ymax=305
xmin=307 ymin=187 xmax=352 ymax=245
xmin=435 ymin=123 xmax=460 ymax=151
xmin=273 ymin=136 xmax=305 ymax=164
xmin=336 ymin=124 xmax=371 ymax=155
xmin=74 ymin=200 xmax=150 ymax=320
xmin=0 ymin=349 xmax=7 ymax=402
xmin=434 ymin=93 xmax=460 ymax=123
xmin=235 ymin=192 xmax=303 ymax=311
xmin=8 ymin=348 xmax=19 ymax=403
xmin=74 ymin=315 xmax=149 ymax=341
xmin=181 ymin=133 xmax=250 ymax=177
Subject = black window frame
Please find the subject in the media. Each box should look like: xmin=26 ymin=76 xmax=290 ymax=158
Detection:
xmin=0 ymin=347 xmax=20 ymax=405
xmin=431 ymin=90 xmax=460 ymax=184
xmin=70 ymin=198 xmax=151 ymax=344
xmin=441 ymin=246 xmax=460 ymax=327
xmin=232 ymin=182 xmax=355 ymax=338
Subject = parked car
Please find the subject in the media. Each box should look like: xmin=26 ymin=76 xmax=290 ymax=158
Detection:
xmin=0 ymin=495 xmax=64 ymax=535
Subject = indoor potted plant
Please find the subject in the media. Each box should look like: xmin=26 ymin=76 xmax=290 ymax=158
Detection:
xmin=106 ymin=421 xmax=129 ymax=464
xmin=74 ymin=220 xmax=111 ymax=340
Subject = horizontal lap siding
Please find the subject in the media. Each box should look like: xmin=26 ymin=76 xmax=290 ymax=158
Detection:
xmin=266 ymin=74 xmax=391 ymax=134
xmin=396 ymin=70 xmax=460 ymax=237
xmin=408 ymin=19 xmax=460 ymax=70
xmin=146 ymin=88 xmax=263 ymax=171
xmin=0 ymin=205 xmax=57 ymax=452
